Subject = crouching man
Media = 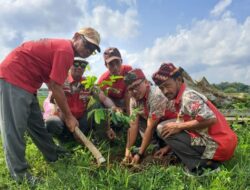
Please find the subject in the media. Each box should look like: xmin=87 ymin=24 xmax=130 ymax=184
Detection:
xmin=122 ymin=69 xmax=168 ymax=164
xmin=152 ymin=63 xmax=238 ymax=176
xmin=44 ymin=57 xmax=118 ymax=142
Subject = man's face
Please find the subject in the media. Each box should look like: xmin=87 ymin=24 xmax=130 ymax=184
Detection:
xmin=73 ymin=34 xmax=97 ymax=58
xmin=158 ymin=78 xmax=179 ymax=100
xmin=106 ymin=59 xmax=122 ymax=75
xmin=127 ymin=79 xmax=147 ymax=100
xmin=70 ymin=61 xmax=86 ymax=81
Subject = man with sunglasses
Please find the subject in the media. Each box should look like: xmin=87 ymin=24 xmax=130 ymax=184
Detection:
xmin=44 ymin=57 xmax=117 ymax=142
xmin=98 ymin=47 xmax=132 ymax=114
xmin=122 ymin=69 xmax=169 ymax=165
xmin=0 ymin=27 xmax=101 ymax=183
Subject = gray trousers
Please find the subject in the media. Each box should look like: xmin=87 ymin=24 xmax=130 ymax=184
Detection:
xmin=157 ymin=120 xmax=208 ymax=171
xmin=0 ymin=79 xmax=60 ymax=181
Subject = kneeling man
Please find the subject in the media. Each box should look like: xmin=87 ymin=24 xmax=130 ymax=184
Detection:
xmin=152 ymin=63 xmax=237 ymax=176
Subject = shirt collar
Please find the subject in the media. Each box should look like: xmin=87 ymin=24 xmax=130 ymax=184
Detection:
xmin=142 ymin=84 xmax=150 ymax=101
xmin=175 ymin=83 xmax=186 ymax=105
xmin=67 ymin=74 xmax=84 ymax=84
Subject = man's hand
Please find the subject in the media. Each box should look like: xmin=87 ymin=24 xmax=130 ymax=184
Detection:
xmin=106 ymin=128 xmax=116 ymax=140
xmin=161 ymin=122 xmax=182 ymax=138
xmin=131 ymin=154 xmax=141 ymax=165
xmin=73 ymin=127 xmax=82 ymax=143
xmin=111 ymin=106 xmax=123 ymax=113
xmin=64 ymin=115 xmax=79 ymax=133
xmin=153 ymin=145 xmax=171 ymax=159
xmin=121 ymin=148 xmax=133 ymax=165
xmin=121 ymin=156 xmax=132 ymax=165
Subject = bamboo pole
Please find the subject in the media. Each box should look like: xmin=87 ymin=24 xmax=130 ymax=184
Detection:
xmin=74 ymin=127 xmax=106 ymax=165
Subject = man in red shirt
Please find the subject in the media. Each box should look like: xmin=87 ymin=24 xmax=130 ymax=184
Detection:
xmin=44 ymin=57 xmax=117 ymax=142
xmin=0 ymin=27 xmax=101 ymax=183
xmin=98 ymin=47 xmax=132 ymax=114
xmin=152 ymin=63 xmax=237 ymax=176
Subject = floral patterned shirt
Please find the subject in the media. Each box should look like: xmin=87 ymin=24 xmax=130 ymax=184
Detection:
xmin=166 ymin=84 xmax=218 ymax=159
xmin=130 ymin=85 xmax=167 ymax=121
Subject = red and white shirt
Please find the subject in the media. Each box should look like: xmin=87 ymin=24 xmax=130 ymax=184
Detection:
xmin=165 ymin=84 xmax=237 ymax=161
xmin=130 ymin=85 xmax=167 ymax=121
xmin=62 ymin=75 xmax=91 ymax=119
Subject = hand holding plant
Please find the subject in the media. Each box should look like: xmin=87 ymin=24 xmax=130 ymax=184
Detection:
xmin=121 ymin=148 xmax=133 ymax=165
xmin=131 ymin=154 xmax=140 ymax=165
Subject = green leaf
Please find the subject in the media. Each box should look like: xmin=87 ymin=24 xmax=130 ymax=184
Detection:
xmin=110 ymin=75 xmax=123 ymax=81
xmin=115 ymin=112 xmax=122 ymax=122
xmin=94 ymin=109 xmax=105 ymax=124
xmin=111 ymin=112 xmax=118 ymax=125
xmin=87 ymin=109 xmax=96 ymax=120
xmin=99 ymin=80 xmax=113 ymax=87
xmin=94 ymin=110 xmax=101 ymax=124
xmin=130 ymin=108 xmax=140 ymax=121
xmin=98 ymin=75 xmax=123 ymax=88
xmin=81 ymin=76 xmax=97 ymax=90
xmin=87 ymin=96 xmax=100 ymax=110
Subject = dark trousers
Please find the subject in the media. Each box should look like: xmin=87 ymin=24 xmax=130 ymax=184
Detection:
xmin=45 ymin=112 xmax=92 ymax=142
xmin=0 ymin=79 xmax=60 ymax=181
xmin=164 ymin=131 xmax=208 ymax=170
xmin=45 ymin=99 xmax=106 ymax=141
xmin=156 ymin=119 xmax=211 ymax=170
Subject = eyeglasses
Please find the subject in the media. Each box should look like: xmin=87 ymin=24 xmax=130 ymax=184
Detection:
xmin=127 ymin=79 xmax=145 ymax=92
xmin=73 ymin=61 xmax=87 ymax=69
xmin=80 ymin=35 xmax=97 ymax=55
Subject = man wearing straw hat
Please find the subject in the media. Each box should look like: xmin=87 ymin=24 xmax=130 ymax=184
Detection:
xmin=0 ymin=27 xmax=101 ymax=183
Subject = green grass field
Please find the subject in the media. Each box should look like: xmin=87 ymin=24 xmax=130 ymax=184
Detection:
xmin=0 ymin=97 xmax=250 ymax=189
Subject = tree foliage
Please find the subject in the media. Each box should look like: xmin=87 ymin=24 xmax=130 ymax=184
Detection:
xmin=213 ymin=82 xmax=250 ymax=93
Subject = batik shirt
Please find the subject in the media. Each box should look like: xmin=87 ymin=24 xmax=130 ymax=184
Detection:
xmin=130 ymin=85 xmax=167 ymax=121
xmin=166 ymin=84 xmax=218 ymax=159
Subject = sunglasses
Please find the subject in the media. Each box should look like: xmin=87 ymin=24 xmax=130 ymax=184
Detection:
xmin=80 ymin=35 xmax=97 ymax=55
xmin=73 ymin=61 xmax=87 ymax=69
xmin=127 ymin=79 xmax=145 ymax=92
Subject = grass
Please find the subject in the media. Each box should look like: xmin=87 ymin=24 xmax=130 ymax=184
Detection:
xmin=0 ymin=100 xmax=250 ymax=189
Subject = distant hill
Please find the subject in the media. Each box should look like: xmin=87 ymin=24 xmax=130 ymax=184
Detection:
xmin=180 ymin=69 xmax=250 ymax=110
xmin=212 ymin=82 xmax=250 ymax=93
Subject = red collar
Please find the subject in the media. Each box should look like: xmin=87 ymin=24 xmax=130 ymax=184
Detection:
xmin=175 ymin=83 xmax=186 ymax=105
xmin=142 ymin=84 xmax=150 ymax=101
xmin=67 ymin=75 xmax=84 ymax=84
